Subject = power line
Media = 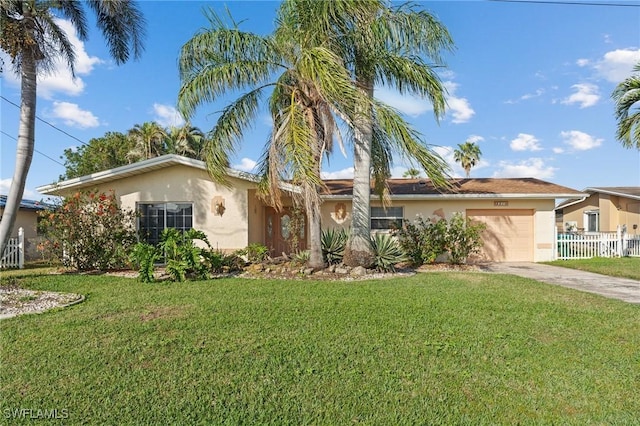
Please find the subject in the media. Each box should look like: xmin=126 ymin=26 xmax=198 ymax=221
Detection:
xmin=1 ymin=95 xmax=89 ymax=147
xmin=0 ymin=130 xmax=66 ymax=167
xmin=489 ymin=0 xmax=640 ymax=6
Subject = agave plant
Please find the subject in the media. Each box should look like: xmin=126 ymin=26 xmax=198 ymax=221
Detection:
xmin=321 ymin=228 xmax=349 ymax=265
xmin=370 ymin=233 xmax=407 ymax=272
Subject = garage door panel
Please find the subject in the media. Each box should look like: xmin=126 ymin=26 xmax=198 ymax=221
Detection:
xmin=467 ymin=209 xmax=533 ymax=262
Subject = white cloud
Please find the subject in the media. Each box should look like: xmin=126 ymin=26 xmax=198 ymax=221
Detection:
xmin=561 ymin=83 xmax=600 ymax=108
xmin=375 ymin=86 xmax=433 ymax=117
xmin=0 ymin=178 xmax=38 ymax=199
xmin=492 ymin=158 xmax=556 ymax=179
xmin=552 ymin=147 xmax=565 ymax=154
xmin=3 ymin=19 xmax=103 ymax=99
xmin=576 ymin=58 xmax=590 ymax=67
xmin=321 ymin=167 xmax=354 ymax=179
xmin=593 ymin=48 xmax=640 ymax=83
xmin=510 ymin=133 xmax=542 ymax=152
xmin=49 ymin=102 xmax=100 ymax=128
xmin=560 ymin=130 xmax=603 ymax=151
xmin=232 ymin=158 xmax=257 ymax=173
xmin=466 ymin=135 xmax=485 ymax=144
xmin=152 ymin=103 xmax=185 ymax=127
xmin=443 ymin=81 xmax=475 ymax=124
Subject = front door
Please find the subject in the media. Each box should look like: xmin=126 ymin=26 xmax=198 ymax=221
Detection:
xmin=265 ymin=207 xmax=307 ymax=256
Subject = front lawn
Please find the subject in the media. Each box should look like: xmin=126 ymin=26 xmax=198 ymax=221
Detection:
xmin=1 ymin=273 xmax=639 ymax=424
xmin=546 ymin=257 xmax=640 ymax=280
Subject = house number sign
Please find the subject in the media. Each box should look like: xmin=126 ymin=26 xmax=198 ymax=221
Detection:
xmin=494 ymin=201 xmax=509 ymax=207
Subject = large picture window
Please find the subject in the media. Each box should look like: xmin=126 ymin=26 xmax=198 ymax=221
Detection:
xmin=138 ymin=202 xmax=193 ymax=245
xmin=370 ymin=206 xmax=404 ymax=230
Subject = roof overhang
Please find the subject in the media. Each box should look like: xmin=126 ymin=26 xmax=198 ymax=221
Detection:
xmin=36 ymin=154 xmax=296 ymax=195
xmin=584 ymin=187 xmax=640 ymax=201
xmin=323 ymin=193 xmax=587 ymax=201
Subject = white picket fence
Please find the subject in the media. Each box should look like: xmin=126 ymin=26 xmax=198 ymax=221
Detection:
xmin=0 ymin=227 xmax=24 ymax=269
xmin=555 ymin=226 xmax=640 ymax=260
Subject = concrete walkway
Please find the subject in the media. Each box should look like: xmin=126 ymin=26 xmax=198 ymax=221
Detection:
xmin=484 ymin=262 xmax=640 ymax=304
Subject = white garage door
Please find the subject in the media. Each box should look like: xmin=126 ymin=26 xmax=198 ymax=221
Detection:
xmin=467 ymin=209 xmax=534 ymax=262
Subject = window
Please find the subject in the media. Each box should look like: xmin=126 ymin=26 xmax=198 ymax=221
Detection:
xmin=138 ymin=202 xmax=193 ymax=245
xmin=370 ymin=206 xmax=403 ymax=230
xmin=584 ymin=210 xmax=599 ymax=232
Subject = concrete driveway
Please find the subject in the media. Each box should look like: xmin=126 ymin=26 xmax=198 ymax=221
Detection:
xmin=484 ymin=262 xmax=640 ymax=304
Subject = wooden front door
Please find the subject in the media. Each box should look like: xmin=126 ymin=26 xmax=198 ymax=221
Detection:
xmin=265 ymin=207 xmax=307 ymax=256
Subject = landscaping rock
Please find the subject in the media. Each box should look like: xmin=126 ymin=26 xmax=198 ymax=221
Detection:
xmin=351 ymin=266 xmax=367 ymax=276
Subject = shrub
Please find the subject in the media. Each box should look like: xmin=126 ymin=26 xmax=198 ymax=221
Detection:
xmin=321 ymin=228 xmax=348 ymax=265
xmin=130 ymin=242 xmax=158 ymax=283
xmin=291 ymin=250 xmax=310 ymax=266
xmin=370 ymin=233 xmax=407 ymax=272
xmin=446 ymin=213 xmax=486 ymax=264
xmin=393 ymin=213 xmax=486 ymax=265
xmin=37 ymin=190 xmax=138 ymax=271
xmin=159 ymin=228 xmax=212 ymax=281
xmin=238 ymin=243 xmax=269 ymax=263
xmin=393 ymin=215 xmax=447 ymax=265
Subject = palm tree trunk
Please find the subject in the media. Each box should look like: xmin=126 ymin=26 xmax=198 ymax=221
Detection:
xmin=0 ymin=54 xmax=37 ymax=255
xmin=306 ymin=200 xmax=324 ymax=269
xmin=344 ymin=76 xmax=374 ymax=267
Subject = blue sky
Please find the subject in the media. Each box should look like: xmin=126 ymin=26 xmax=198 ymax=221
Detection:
xmin=1 ymin=0 xmax=640 ymax=200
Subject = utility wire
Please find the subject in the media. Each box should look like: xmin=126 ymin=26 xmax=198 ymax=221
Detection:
xmin=1 ymin=95 xmax=90 ymax=147
xmin=489 ymin=0 xmax=640 ymax=7
xmin=0 ymin=130 xmax=66 ymax=167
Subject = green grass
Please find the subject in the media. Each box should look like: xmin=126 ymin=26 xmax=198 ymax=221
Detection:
xmin=1 ymin=273 xmax=640 ymax=424
xmin=546 ymin=257 xmax=640 ymax=280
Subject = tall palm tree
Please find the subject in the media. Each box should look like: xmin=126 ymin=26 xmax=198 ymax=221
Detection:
xmin=126 ymin=121 xmax=168 ymax=162
xmin=0 ymin=0 xmax=145 ymax=255
xmin=612 ymin=62 xmax=640 ymax=150
xmin=453 ymin=141 xmax=482 ymax=178
xmin=303 ymin=0 xmax=454 ymax=266
xmin=403 ymin=168 xmax=421 ymax=179
xmin=166 ymin=123 xmax=206 ymax=159
xmin=178 ymin=7 xmax=362 ymax=269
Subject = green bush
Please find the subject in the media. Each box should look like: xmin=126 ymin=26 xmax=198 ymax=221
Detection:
xmin=393 ymin=215 xmax=447 ymax=265
xmin=237 ymin=243 xmax=269 ymax=263
xmin=446 ymin=213 xmax=486 ymax=264
xmin=393 ymin=213 xmax=485 ymax=265
xmin=321 ymin=228 xmax=348 ymax=265
xmin=129 ymin=242 xmax=158 ymax=283
xmin=37 ymin=190 xmax=138 ymax=271
xmin=369 ymin=233 xmax=407 ymax=272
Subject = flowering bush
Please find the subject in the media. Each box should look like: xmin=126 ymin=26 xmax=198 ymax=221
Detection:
xmin=37 ymin=190 xmax=138 ymax=271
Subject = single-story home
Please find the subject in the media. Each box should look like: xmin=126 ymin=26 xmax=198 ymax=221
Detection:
xmin=555 ymin=187 xmax=640 ymax=234
xmin=0 ymin=195 xmax=54 ymax=260
xmin=37 ymin=154 xmax=585 ymax=262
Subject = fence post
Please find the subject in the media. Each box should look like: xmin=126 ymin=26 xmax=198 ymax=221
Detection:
xmin=553 ymin=226 xmax=558 ymax=260
xmin=18 ymin=227 xmax=24 ymax=269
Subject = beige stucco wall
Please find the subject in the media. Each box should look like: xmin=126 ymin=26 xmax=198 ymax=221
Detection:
xmin=560 ymin=193 xmax=640 ymax=233
xmin=75 ymin=165 xmax=264 ymax=252
xmin=0 ymin=207 xmax=43 ymax=261
xmin=321 ymin=198 xmax=557 ymax=262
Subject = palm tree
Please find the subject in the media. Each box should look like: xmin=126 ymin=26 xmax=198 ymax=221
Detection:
xmin=453 ymin=141 xmax=482 ymax=178
xmin=612 ymin=62 xmax=640 ymax=150
xmin=0 ymin=0 xmax=145 ymax=255
xmin=166 ymin=123 xmax=206 ymax=159
xmin=303 ymin=0 xmax=454 ymax=266
xmin=126 ymin=122 xmax=168 ymax=162
xmin=177 ymin=7 xmax=362 ymax=269
xmin=403 ymin=168 xmax=421 ymax=179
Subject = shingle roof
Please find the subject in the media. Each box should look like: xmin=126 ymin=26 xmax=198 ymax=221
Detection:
xmin=0 ymin=195 xmax=53 ymax=211
xmin=555 ymin=186 xmax=640 ymax=210
xmin=322 ymin=177 xmax=584 ymax=198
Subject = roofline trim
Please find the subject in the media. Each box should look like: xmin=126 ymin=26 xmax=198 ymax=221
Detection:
xmin=36 ymin=154 xmax=261 ymax=194
xmin=585 ymin=187 xmax=640 ymax=201
xmin=322 ymin=193 xmax=587 ymax=200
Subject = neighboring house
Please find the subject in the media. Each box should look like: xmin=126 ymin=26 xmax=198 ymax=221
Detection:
xmin=555 ymin=187 xmax=640 ymax=234
xmin=37 ymin=154 xmax=584 ymax=263
xmin=0 ymin=195 xmax=54 ymax=260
